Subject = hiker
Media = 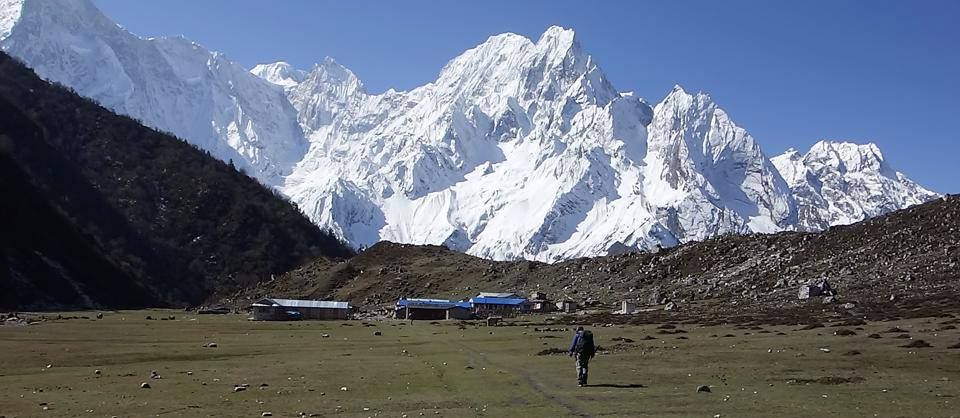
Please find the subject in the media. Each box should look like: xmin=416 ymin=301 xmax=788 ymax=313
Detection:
xmin=568 ymin=326 xmax=596 ymax=387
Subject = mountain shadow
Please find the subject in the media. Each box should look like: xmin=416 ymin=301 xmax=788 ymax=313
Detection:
xmin=0 ymin=52 xmax=352 ymax=310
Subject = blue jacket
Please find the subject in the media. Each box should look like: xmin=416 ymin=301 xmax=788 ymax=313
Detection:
xmin=568 ymin=332 xmax=581 ymax=356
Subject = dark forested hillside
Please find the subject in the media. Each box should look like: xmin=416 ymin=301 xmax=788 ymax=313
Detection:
xmin=0 ymin=52 xmax=351 ymax=310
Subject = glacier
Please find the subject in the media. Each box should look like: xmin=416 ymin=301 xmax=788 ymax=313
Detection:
xmin=0 ymin=0 xmax=940 ymax=261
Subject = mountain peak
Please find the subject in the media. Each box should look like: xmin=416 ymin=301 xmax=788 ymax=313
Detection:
xmin=6 ymin=0 xmax=111 ymax=34
xmin=774 ymin=140 xmax=938 ymax=230
xmin=808 ymin=140 xmax=887 ymax=172
xmin=537 ymin=25 xmax=576 ymax=44
xmin=307 ymin=57 xmax=362 ymax=89
xmin=658 ymin=85 xmax=720 ymax=115
xmin=781 ymin=147 xmax=802 ymax=159
xmin=251 ymin=61 xmax=307 ymax=88
xmin=534 ymin=25 xmax=583 ymax=61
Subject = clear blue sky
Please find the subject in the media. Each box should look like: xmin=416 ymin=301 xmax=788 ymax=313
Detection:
xmin=93 ymin=0 xmax=959 ymax=193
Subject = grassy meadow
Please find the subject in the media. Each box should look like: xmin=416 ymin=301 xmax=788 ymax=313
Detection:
xmin=1 ymin=311 xmax=958 ymax=417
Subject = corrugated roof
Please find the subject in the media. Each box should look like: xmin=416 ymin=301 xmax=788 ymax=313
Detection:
xmin=470 ymin=297 xmax=527 ymax=305
xmin=477 ymin=292 xmax=519 ymax=298
xmin=396 ymin=298 xmax=471 ymax=309
xmin=253 ymin=298 xmax=349 ymax=309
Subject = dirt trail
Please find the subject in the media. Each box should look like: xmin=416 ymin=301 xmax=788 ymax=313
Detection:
xmin=450 ymin=340 xmax=592 ymax=418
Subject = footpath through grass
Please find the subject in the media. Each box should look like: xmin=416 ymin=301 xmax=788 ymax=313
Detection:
xmin=1 ymin=311 xmax=959 ymax=417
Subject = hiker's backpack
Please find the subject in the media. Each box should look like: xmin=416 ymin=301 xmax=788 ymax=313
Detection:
xmin=574 ymin=330 xmax=595 ymax=356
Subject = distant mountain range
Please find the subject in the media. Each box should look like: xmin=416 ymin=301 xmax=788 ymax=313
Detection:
xmin=0 ymin=0 xmax=939 ymax=261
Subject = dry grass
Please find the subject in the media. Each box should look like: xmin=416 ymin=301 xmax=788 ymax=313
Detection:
xmin=1 ymin=311 xmax=959 ymax=417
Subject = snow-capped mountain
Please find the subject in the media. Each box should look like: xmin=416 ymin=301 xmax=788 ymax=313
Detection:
xmin=274 ymin=28 xmax=798 ymax=260
xmin=1 ymin=0 xmax=940 ymax=261
xmin=771 ymin=141 xmax=939 ymax=231
xmin=0 ymin=0 xmax=305 ymax=185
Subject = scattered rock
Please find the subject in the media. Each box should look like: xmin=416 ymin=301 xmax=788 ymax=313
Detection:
xmin=833 ymin=329 xmax=857 ymax=336
xmin=140 ymin=382 xmax=151 ymax=389
xmin=843 ymin=350 xmax=862 ymax=356
xmin=234 ymin=386 xmax=247 ymax=392
xmin=96 ymin=313 xmax=103 ymax=320
xmin=536 ymin=348 xmax=566 ymax=356
xmin=696 ymin=385 xmax=711 ymax=393
xmin=867 ymin=334 xmax=882 ymax=339
xmin=900 ymin=340 xmax=932 ymax=348
xmin=373 ymin=331 xmax=382 ymax=336
xmin=262 ymin=413 xmax=272 ymax=417
xmin=787 ymin=376 xmax=865 ymax=385
xmin=94 ymin=369 xmax=101 ymax=375
xmin=664 ymin=302 xmax=677 ymax=311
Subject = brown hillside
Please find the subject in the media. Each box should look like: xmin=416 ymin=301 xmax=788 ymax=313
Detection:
xmin=231 ymin=195 xmax=960 ymax=319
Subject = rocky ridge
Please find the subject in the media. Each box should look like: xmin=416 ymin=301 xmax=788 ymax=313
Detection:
xmin=230 ymin=195 xmax=960 ymax=318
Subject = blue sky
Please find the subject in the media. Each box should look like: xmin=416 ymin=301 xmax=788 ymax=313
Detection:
xmin=93 ymin=0 xmax=959 ymax=192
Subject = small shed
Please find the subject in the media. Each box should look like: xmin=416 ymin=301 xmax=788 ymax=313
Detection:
xmin=470 ymin=296 xmax=528 ymax=318
xmin=250 ymin=298 xmax=351 ymax=321
xmin=395 ymin=298 xmax=473 ymax=320
xmin=556 ymin=300 xmax=577 ymax=313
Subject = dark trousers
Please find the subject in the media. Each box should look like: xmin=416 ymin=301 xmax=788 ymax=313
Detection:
xmin=575 ymin=353 xmax=590 ymax=385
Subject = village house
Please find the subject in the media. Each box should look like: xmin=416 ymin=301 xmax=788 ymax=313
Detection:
xmin=395 ymin=298 xmax=473 ymax=320
xmin=470 ymin=295 xmax=528 ymax=318
xmin=527 ymin=291 xmax=554 ymax=312
xmin=250 ymin=298 xmax=351 ymax=321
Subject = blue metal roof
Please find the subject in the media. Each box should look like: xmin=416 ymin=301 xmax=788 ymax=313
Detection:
xmin=396 ymin=298 xmax=471 ymax=309
xmin=470 ymin=297 xmax=527 ymax=305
